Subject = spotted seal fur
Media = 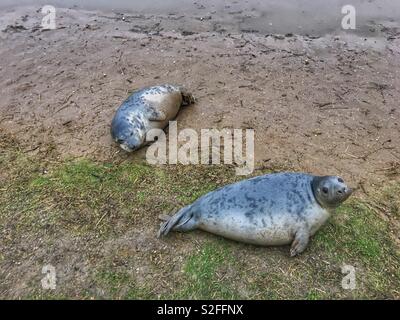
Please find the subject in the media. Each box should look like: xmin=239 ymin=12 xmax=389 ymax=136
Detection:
xmin=111 ymin=84 xmax=194 ymax=152
xmin=158 ymin=172 xmax=353 ymax=256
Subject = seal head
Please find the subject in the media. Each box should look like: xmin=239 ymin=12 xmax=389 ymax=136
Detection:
xmin=312 ymin=176 xmax=353 ymax=208
xmin=111 ymin=119 xmax=145 ymax=152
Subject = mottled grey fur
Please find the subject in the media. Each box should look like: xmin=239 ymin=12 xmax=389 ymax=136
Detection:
xmin=111 ymin=84 xmax=194 ymax=152
xmin=158 ymin=172 xmax=352 ymax=256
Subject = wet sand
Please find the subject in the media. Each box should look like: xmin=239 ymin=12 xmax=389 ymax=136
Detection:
xmin=1 ymin=3 xmax=399 ymax=189
xmin=1 ymin=0 xmax=400 ymax=36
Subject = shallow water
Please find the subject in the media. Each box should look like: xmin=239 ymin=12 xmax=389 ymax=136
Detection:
xmin=0 ymin=0 xmax=399 ymax=36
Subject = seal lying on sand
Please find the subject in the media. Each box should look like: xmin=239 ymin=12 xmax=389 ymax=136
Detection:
xmin=158 ymin=173 xmax=353 ymax=256
xmin=111 ymin=85 xmax=194 ymax=152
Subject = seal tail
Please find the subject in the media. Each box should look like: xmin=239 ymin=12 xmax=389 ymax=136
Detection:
xmin=157 ymin=205 xmax=197 ymax=238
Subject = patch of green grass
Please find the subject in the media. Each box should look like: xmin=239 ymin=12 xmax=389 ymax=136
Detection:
xmin=175 ymin=241 xmax=238 ymax=299
xmin=29 ymin=159 xmax=152 ymax=193
xmin=1 ymin=142 xmax=400 ymax=299
xmin=312 ymin=200 xmax=400 ymax=297
xmin=381 ymin=183 xmax=400 ymax=218
xmin=94 ymin=268 xmax=151 ymax=299
xmin=175 ymin=182 xmax=218 ymax=203
xmin=245 ymin=270 xmax=288 ymax=300
xmin=306 ymin=289 xmax=323 ymax=300
xmin=3 ymin=158 xmax=231 ymax=237
xmin=314 ymin=201 xmax=393 ymax=264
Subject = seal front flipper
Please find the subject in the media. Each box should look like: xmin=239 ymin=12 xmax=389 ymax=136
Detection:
xmin=157 ymin=205 xmax=198 ymax=238
xmin=290 ymin=227 xmax=310 ymax=257
xmin=147 ymin=108 xmax=167 ymax=122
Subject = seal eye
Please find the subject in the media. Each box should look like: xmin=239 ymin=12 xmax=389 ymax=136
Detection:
xmin=338 ymin=178 xmax=344 ymax=183
xmin=322 ymin=187 xmax=329 ymax=194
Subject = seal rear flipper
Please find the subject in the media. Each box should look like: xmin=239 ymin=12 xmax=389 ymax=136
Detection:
xmin=157 ymin=205 xmax=197 ymax=238
xmin=179 ymin=87 xmax=196 ymax=106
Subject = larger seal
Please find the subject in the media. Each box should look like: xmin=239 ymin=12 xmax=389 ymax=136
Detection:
xmin=111 ymin=84 xmax=194 ymax=152
xmin=158 ymin=172 xmax=353 ymax=256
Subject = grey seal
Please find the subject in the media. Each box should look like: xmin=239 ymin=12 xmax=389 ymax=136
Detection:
xmin=111 ymin=84 xmax=195 ymax=152
xmin=158 ymin=172 xmax=353 ymax=256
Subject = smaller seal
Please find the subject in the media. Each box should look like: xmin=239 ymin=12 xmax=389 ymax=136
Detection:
xmin=158 ymin=173 xmax=353 ymax=256
xmin=111 ymin=84 xmax=194 ymax=152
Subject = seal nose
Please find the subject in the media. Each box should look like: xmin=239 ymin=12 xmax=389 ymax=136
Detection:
xmin=337 ymin=187 xmax=348 ymax=195
xmin=339 ymin=187 xmax=352 ymax=196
